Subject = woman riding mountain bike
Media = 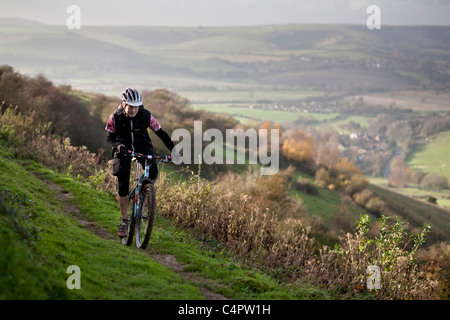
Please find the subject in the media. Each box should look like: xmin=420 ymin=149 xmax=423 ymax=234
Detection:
xmin=105 ymin=87 xmax=179 ymax=237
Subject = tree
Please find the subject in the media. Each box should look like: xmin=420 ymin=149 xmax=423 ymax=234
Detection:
xmin=420 ymin=174 xmax=448 ymax=191
xmin=389 ymin=165 xmax=411 ymax=188
xmin=314 ymin=131 xmax=341 ymax=170
xmin=388 ymin=157 xmax=412 ymax=188
xmin=282 ymin=129 xmax=315 ymax=163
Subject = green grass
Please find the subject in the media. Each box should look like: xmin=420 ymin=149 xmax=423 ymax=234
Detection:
xmin=0 ymin=157 xmax=201 ymax=299
xmin=368 ymin=175 xmax=450 ymax=211
xmin=368 ymin=184 xmax=450 ymax=243
xmin=407 ymin=130 xmax=450 ymax=178
xmin=0 ymin=150 xmax=331 ymax=300
xmin=399 ymin=186 xmax=450 ymax=209
xmin=288 ymin=170 xmax=365 ymax=225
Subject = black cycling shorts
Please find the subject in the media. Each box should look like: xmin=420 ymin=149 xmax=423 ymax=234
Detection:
xmin=112 ymin=150 xmax=158 ymax=197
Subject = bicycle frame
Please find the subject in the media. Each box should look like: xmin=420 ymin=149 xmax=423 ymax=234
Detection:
xmin=130 ymin=152 xmax=167 ymax=210
xmin=130 ymin=155 xmax=154 ymax=221
xmin=123 ymin=150 xmax=172 ymax=248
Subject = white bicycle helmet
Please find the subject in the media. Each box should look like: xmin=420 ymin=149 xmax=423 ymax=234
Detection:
xmin=121 ymin=87 xmax=143 ymax=107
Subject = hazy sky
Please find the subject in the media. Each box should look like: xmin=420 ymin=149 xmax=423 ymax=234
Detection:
xmin=1 ymin=0 xmax=450 ymax=26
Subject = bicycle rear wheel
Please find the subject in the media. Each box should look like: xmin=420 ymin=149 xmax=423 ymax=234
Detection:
xmin=135 ymin=183 xmax=156 ymax=249
xmin=122 ymin=192 xmax=137 ymax=246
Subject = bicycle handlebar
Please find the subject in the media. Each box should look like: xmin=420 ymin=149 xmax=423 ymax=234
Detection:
xmin=124 ymin=150 xmax=172 ymax=162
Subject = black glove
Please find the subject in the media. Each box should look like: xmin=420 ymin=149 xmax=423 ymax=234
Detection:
xmin=117 ymin=145 xmax=128 ymax=155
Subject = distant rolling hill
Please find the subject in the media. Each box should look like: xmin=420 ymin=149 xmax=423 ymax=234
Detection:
xmin=1 ymin=18 xmax=449 ymax=95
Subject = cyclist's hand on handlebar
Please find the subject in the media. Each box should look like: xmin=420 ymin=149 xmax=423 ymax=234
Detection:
xmin=171 ymin=147 xmax=181 ymax=163
xmin=117 ymin=144 xmax=129 ymax=155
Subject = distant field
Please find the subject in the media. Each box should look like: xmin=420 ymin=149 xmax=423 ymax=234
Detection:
xmin=314 ymin=115 xmax=372 ymax=133
xmin=368 ymin=184 xmax=450 ymax=243
xmin=178 ymin=89 xmax=326 ymax=103
xmin=2 ymin=20 xmax=450 ymax=97
xmin=191 ymin=104 xmax=339 ymax=125
xmin=192 ymin=105 xmax=305 ymax=123
xmin=368 ymin=176 xmax=450 ymax=209
xmin=343 ymin=90 xmax=450 ymax=112
xmin=407 ymin=130 xmax=450 ymax=178
xmin=400 ymin=187 xmax=450 ymax=209
xmin=191 ymin=103 xmax=372 ymax=131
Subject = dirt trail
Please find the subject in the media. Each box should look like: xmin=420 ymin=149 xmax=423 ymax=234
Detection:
xmin=36 ymin=173 xmax=228 ymax=300
xmin=151 ymin=254 xmax=228 ymax=300
xmin=42 ymin=177 xmax=112 ymax=240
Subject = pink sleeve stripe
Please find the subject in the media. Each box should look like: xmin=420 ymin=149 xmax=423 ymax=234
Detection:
xmin=105 ymin=114 xmax=116 ymax=133
xmin=150 ymin=115 xmax=161 ymax=132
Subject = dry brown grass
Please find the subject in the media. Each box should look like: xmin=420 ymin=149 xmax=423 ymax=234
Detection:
xmin=156 ymin=165 xmax=441 ymax=299
xmin=0 ymin=108 xmax=116 ymax=192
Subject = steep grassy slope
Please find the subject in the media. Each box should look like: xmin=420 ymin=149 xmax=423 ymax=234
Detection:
xmin=407 ymin=130 xmax=450 ymax=178
xmin=368 ymin=183 xmax=450 ymax=243
xmin=0 ymin=148 xmax=330 ymax=300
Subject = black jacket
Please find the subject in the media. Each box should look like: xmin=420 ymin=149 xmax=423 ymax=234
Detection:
xmin=106 ymin=106 xmax=174 ymax=155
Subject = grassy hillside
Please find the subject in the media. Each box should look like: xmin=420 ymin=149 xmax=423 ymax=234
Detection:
xmin=0 ymin=148 xmax=330 ymax=300
xmin=368 ymin=184 xmax=450 ymax=243
xmin=1 ymin=65 xmax=447 ymax=300
xmin=407 ymin=130 xmax=450 ymax=178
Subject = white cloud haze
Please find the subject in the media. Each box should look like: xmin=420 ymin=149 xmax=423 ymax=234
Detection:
xmin=0 ymin=0 xmax=449 ymax=26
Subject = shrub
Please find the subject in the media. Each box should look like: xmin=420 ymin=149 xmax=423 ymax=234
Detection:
xmin=409 ymin=170 xmax=426 ymax=185
xmin=319 ymin=215 xmax=439 ymax=299
xmin=157 ymin=168 xmax=279 ymax=258
xmin=419 ymin=242 xmax=450 ymax=299
xmin=0 ymin=66 xmax=108 ymax=152
xmin=315 ymin=167 xmax=331 ymax=188
xmin=294 ymin=176 xmax=319 ymax=196
xmin=314 ymin=158 xmax=368 ymax=195
xmin=366 ymin=197 xmax=387 ymax=214
xmin=343 ymin=174 xmax=369 ymax=196
xmin=420 ymin=174 xmax=448 ymax=191
xmin=427 ymin=196 xmax=438 ymax=204
xmin=0 ymin=108 xmax=115 ymax=193
xmin=353 ymin=188 xmax=375 ymax=207
xmin=282 ymin=130 xmax=315 ymax=163
xmin=157 ymin=165 xmax=440 ymax=299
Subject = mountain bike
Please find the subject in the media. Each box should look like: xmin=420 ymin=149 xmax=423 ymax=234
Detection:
xmin=121 ymin=151 xmax=172 ymax=249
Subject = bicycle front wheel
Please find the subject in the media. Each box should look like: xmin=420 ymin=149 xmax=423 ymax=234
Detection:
xmin=135 ymin=183 xmax=156 ymax=249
